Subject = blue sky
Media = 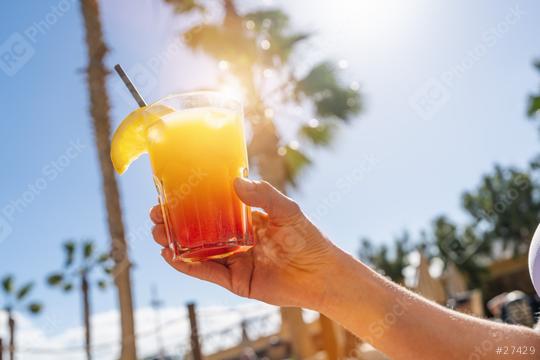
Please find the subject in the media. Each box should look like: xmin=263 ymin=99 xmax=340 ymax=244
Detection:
xmin=1 ymin=0 xmax=540 ymax=357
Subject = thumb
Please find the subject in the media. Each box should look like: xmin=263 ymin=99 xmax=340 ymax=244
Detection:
xmin=234 ymin=178 xmax=301 ymax=220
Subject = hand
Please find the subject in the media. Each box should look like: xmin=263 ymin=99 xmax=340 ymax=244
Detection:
xmin=150 ymin=178 xmax=339 ymax=309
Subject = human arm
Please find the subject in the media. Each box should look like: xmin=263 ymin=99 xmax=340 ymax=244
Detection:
xmin=319 ymin=249 xmax=540 ymax=359
xmin=150 ymin=178 xmax=540 ymax=359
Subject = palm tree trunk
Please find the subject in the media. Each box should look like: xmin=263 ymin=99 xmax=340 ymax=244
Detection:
xmin=81 ymin=274 xmax=92 ymax=360
xmin=7 ymin=309 xmax=14 ymax=360
xmin=222 ymin=0 xmax=314 ymax=355
xmin=79 ymin=1 xmax=137 ymax=359
xmin=252 ymin=129 xmax=316 ymax=359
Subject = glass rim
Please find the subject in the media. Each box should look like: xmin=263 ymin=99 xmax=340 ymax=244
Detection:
xmin=151 ymin=90 xmax=243 ymax=112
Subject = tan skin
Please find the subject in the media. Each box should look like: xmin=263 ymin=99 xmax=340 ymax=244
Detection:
xmin=151 ymin=178 xmax=540 ymax=360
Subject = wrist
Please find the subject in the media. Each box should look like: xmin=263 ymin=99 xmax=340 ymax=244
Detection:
xmin=314 ymin=245 xmax=362 ymax=314
xmin=316 ymin=247 xmax=387 ymax=318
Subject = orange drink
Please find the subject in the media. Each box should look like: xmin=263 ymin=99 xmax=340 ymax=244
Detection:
xmin=111 ymin=92 xmax=254 ymax=262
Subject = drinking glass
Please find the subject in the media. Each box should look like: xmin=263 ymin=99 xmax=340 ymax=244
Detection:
xmin=146 ymin=92 xmax=254 ymax=262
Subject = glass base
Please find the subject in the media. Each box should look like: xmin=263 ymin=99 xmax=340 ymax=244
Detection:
xmin=173 ymin=240 xmax=254 ymax=263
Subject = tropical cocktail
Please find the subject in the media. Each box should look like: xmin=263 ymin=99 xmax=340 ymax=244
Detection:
xmin=111 ymin=92 xmax=254 ymax=262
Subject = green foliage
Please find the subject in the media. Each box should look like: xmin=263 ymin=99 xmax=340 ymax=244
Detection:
xmin=83 ymin=241 xmax=94 ymax=259
xmin=164 ymin=0 xmax=362 ymax=188
xmin=16 ymin=283 xmax=33 ymax=300
xmin=245 ymin=9 xmax=289 ymax=34
xmin=283 ymin=145 xmax=312 ymax=187
xmin=300 ymin=121 xmax=336 ymax=146
xmin=164 ymin=0 xmax=204 ymax=13
xmin=359 ymin=57 xmax=540 ymax=293
xmin=359 ymin=233 xmax=412 ymax=283
xmin=27 ymin=302 xmax=42 ymax=314
xmin=296 ymin=62 xmax=361 ymax=120
xmin=462 ymin=166 xmax=539 ymax=257
xmin=2 ymin=275 xmax=13 ymax=293
xmin=47 ymin=239 xmax=112 ymax=296
xmin=529 ymin=96 xmax=540 ymax=118
xmin=97 ymin=253 xmax=110 ymax=263
xmin=183 ymin=25 xmax=257 ymax=66
xmin=527 ymin=60 xmax=540 ymax=118
xmin=244 ymin=9 xmax=310 ymax=64
xmin=429 ymin=216 xmax=488 ymax=288
xmin=47 ymin=274 xmax=63 ymax=286
xmin=97 ymin=280 xmax=107 ymax=290
xmin=359 ymin=163 xmax=540 ymax=289
xmin=64 ymin=241 xmax=76 ymax=267
xmin=0 ymin=275 xmax=41 ymax=315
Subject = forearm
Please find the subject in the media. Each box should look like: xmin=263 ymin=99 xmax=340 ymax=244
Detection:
xmin=317 ymin=249 xmax=540 ymax=360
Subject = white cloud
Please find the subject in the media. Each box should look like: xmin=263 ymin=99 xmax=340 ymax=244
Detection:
xmin=0 ymin=302 xmax=286 ymax=359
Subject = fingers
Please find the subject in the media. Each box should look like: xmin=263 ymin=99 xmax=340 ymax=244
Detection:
xmin=152 ymin=224 xmax=168 ymax=247
xmin=161 ymin=248 xmax=232 ymax=290
xmin=150 ymin=205 xmax=164 ymax=224
xmin=234 ymin=178 xmax=301 ymax=221
xmin=252 ymin=211 xmax=268 ymax=227
xmin=150 ymin=206 xmax=167 ymax=246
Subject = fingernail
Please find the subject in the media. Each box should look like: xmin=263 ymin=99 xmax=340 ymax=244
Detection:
xmin=235 ymin=177 xmax=256 ymax=190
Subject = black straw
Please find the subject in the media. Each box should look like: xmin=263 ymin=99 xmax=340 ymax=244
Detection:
xmin=114 ymin=64 xmax=147 ymax=107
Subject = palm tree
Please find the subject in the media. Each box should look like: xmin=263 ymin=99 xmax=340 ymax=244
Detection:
xmin=165 ymin=0 xmax=361 ymax=191
xmin=79 ymin=1 xmax=137 ymax=358
xmin=163 ymin=1 xmax=362 ymax=357
xmin=0 ymin=275 xmax=42 ymax=360
xmin=47 ymin=240 xmax=113 ymax=360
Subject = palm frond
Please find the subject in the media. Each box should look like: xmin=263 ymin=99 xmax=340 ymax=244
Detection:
xmin=164 ymin=0 xmax=205 ymax=14
xmin=283 ymin=145 xmax=311 ymax=187
xmin=299 ymin=122 xmax=335 ymax=146
xmin=2 ymin=275 xmax=13 ymax=294
xmin=528 ymin=95 xmax=540 ymax=118
xmin=245 ymin=9 xmax=290 ymax=34
xmin=64 ymin=241 xmax=76 ymax=267
xmin=27 ymin=302 xmax=42 ymax=314
xmin=47 ymin=273 xmax=64 ymax=286
xmin=16 ymin=282 xmax=33 ymax=300
xmin=296 ymin=62 xmax=362 ymax=120
xmin=83 ymin=241 xmax=94 ymax=259
xmin=183 ymin=25 xmax=257 ymax=66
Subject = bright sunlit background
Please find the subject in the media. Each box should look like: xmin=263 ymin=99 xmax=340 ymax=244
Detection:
xmin=1 ymin=0 xmax=539 ymax=358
